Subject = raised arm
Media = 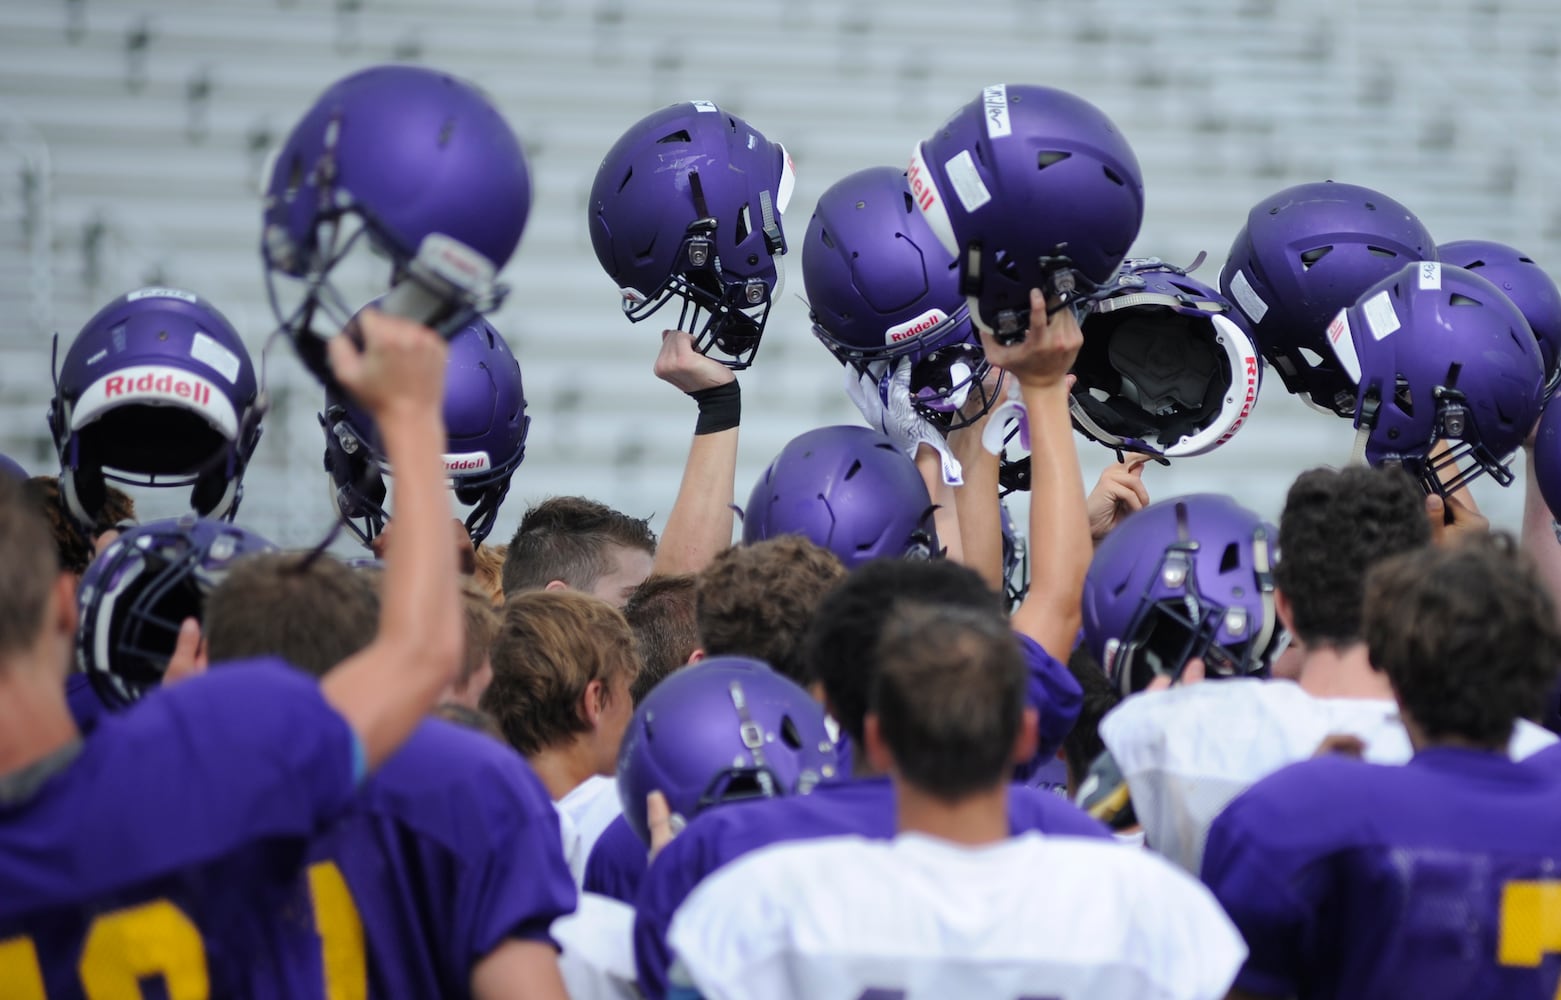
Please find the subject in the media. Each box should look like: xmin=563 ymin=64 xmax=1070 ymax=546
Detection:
xmin=320 ymin=309 xmax=464 ymax=770
xmin=651 ymin=330 xmax=740 ymax=576
xmin=948 ymin=411 xmax=1003 ymax=593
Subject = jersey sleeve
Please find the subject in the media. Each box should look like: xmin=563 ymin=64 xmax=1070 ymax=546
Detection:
xmin=634 ymin=825 xmax=717 ymax=1000
xmin=1014 ymin=632 xmax=1083 ymax=770
xmin=584 ymin=815 xmax=650 ymax=904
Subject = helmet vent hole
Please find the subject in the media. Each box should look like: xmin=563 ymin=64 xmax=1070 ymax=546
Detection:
xmin=1466 ymin=258 xmax=1489 ymax=269
xmin=657 ymin=130 xmax=692 ymax=144
xmin=903 ymin=190 xmax=915 ymax=214
xmin=1037 ymin=151 xmax=1071 ymax=171
xmin=735 ymin=203 xmax=752 ymax=244
xmin=844 ymin=459 xmax=864 ymax=480
xmin=1365 ymin=202 xmax=1377 ymax=211
xmin=1299 ymin=246 xmax=1333 ymax=270
xmin=1394 ymin=374 xmax=1414 ymax=416
xmin=1496 ymin=400 xmax=1516 ymax=428
xmin=1449 ymin=293 xmax=1481 ymax=306
xmin=1102 ymin=165 xmax=1124 ymax=186
xmin=1366 ymin=245 xmax=1398 ymax=258
xmin=1220 ymin=542 xmax=1241 ymax=574
xmin=819 ymin=228 xmax=835 ymax=250
xmin=780 ymin=715 xmax=803 ymax=750
xmin=1521 ymin=256 xmax=1536 ymax=264
xmin=617 ymin=167 xmax=633 ymax=194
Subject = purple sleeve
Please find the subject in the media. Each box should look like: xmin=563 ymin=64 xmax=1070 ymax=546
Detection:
xmin=634 ymin=826 xmax=721 ymax=1000
xmin=1004 ymin=784 xmax=1113 ymax=840
xmin=584 ymin=814 xmax=649 ymax=904
xmin=1201 ymin=783 xmax=1317 ymax=998
xmin=1013 ymin=633 xmax=1083 ymax=776
xmin=66 ymin=673 xmax=108 ymax=733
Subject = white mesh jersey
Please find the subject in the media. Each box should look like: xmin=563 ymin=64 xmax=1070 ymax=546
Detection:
xmin=551 ymin=892 xmax=640 ymax=1000
xmin=556 ymin=774 xmax=623 ymax=887
xmin=1100 ymin=678 xmax=1558 ymax=875
xmin=667 ymin=831 xmax=1245 ymax=1000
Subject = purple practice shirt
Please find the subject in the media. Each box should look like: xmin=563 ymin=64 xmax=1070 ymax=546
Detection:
xmin=64 ymin=672 xmax=107 ymax=732
xmin=634 ymin=775 xmax=1111 ymax=999
xmin=1203 ymin=748 xmax=1561 ymax=1000
xmin=0 ymin=660 xmax=358 ymax=997
xmin=1014 ymin=632 xmax=1082 ymax=781
xmin=584 ymin=812 xmax=648 ymax=904
xmin=309 ymin=717 xmax=578 ymax=998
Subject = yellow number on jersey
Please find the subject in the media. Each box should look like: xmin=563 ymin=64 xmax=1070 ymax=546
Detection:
xmin=0 ymin=935 xmax=48 ymax=1000
xmin=79 ymin=900 xmax=209 ymax=999
xmin=309 ymin=860 xmax=367 ymax=1000
xmin=1499 ymin=880 xmax=1561 ymax=1000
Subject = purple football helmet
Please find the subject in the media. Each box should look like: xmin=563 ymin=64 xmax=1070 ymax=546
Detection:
xmin=1073 ymin=258 xmax=1263 ymax=457
xmin=1437 ymin=240 xmax=1561 ymax=393
xmin=589 ymin=102 xmax=795 ymax=369
xmin=49 ymin=288 xmax=262 ymax=527
xmin=616 ymin=655 xmax=842 ymax=845
xmin=1220 ymin=180 xmax=1436 ymax=417
xmin=76 ymin=515 xmax=276 ymax=708
xmin=742 ymin=425 xmax=939 ymax=571
xmin=909 ymin=84 xmax=1144 ymax=342
xmin=322 ymin=313 xmax=528 ymax=546
xmin=1083 ymin=494 xmax=1281 ymax=697
xmin=262 ymin=64 xmax=530 ymax=382
xmin=803 ymin=166 xmax=1002 ymax=430
xmin=1535 ymin=395 xmax=1561 ymax=525
xmin=1000 ymin=500 xmax=1030 ymax=610
xmin=0 ymin=453 xmax=27 ymax=482
xmin=1328 ymin=262 xmax=1546 ymax=497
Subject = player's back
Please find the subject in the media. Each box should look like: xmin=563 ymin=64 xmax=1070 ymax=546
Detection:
xmin=0 ymin=662 xmax=357 ymax=998
xmin=1204 ymin=748 xmax=1561 ymax=999
xmin=308 ymin=717 xmax=577 ymax=998
xmin=668 ymin=831 xmax=1245 ymax=1000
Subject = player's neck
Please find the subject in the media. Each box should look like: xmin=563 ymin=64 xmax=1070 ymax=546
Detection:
xmin=0 ymin=659 xmax=80 ymax=777
xmin=1295 ymin=640 xmax=1391 ymax=700
xmin=893 ymin=780 xmax=1009 ymax=847
xmin=527 ymin=743 xmax=602 ymax=802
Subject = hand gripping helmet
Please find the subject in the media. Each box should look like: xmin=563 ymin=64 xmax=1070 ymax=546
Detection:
xmin=803 ymin=166 xmax=1002 ymax=430
xmin=616 ymin=655 xmax=842 ymax=845
xmin=909 ymin=84 xmax=1144 ymax=343
xmin=1328 ymin=262 xmax=1546 ymax=496
xmin=1437 ymin=240 xmax=1561 ymax=393
xmin=589 ymin=101 xmax=795 ymax=369
xmin=49 ymin=288 xmax=263 ymax=527
xmin=1072 ymin=258 xmax=1263 ymax=457
xmin=1000 ymin=500 xmax=1030 ymax=610
xmin=262 ymin=64 xmax=530 ymax=382
xmin=322 ymin=313 xmax=528 ymax=547
xmin=742 ymin=425 xmax=939 ymax=571
xmin=76 ymin=515 xmax=276 ymax=708
xmin=1083 ymin=494 xmax=1281 ymax=697
xmin=1219 ymin=180 xmax=1436 ymax=417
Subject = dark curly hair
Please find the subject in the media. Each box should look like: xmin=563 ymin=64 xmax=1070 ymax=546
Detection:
xmin=697 ymin=537 xmax=845 ymax=686
xmin=1275 ymin=465 xmax=1429 ymax=647
xmin=1364 ymin=534 xmax=1561 ymax=748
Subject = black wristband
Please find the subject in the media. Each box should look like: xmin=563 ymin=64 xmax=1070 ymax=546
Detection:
xmin=691 ymin=381 xmax=741 ymax=435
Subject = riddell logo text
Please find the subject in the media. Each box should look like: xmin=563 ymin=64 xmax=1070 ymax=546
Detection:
xmin=907 ymin=155 xmax=937 ymax=214
xmin=444 ymin=457 xmax=489 ymax=472
xmin=103 ymin=371 xmax=212 ymax=407
xmin=1214 ymin=356 xmax=1261 ymax=446
xmin=887 ymin=310 xmax=947 ymax=343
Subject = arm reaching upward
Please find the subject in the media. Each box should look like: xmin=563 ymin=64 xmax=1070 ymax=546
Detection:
xmin=652 ymin=330 xmax=740 ymax=576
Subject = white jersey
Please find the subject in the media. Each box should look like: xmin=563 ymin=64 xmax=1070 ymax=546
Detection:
xmin=1100 ymin=678 xmax=1558 ymax=874
xmin=556 ymin=774 xmax=623 ymax=887
xmin=551 ymin=892 xmax=640 ymax=1000
xmin=668 ymin=831 xmax=1245 ymax=1000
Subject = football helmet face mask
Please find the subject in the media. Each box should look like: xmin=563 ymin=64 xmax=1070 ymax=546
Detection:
xmin=1000 ymin=500 xmax=1030 ymax=610
xmin=909 ymin=83 xmax=1144 ymax=343
xmin=322 ymin=313 xmax=529 ymax=547
xmin=589 ymin=101 xmax=795 ymax=369
xmin=1073 ymin=258 xmax=1263 ymax=458
xmin=1083 ymin=494 xmax=1281 ymax=697
xmin=742 ymin=425 xmax=940 ymax=571
xmin=49 ymin=288 xmax=262 ymax=527
xmin=804 ymin=166 xmax=1003 ymax=430
xmin=1437 ymin=240 xmax=1561 ymax=393
xmin=261 ymin=64 xmax=530 ymax=383
xmin=616 ymin=656 xmax=842 ymax=845
xmin=1220 ymin=180 xmax=1436 ymax=417
xmin=76 ymin=516 xmax=276 ymax=708
xmin=1329 ymin=262 xmax=1547 ymax=497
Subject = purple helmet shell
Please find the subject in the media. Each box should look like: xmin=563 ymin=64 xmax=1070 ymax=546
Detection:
xmin=1083 ymin=493 xmax=1281 ymax=697
xmin=1535 ymin=394 xmax=1561 ymax=524
xmin=616 ymin=655 xmax=842 ymax=845
xmin=1219 ymin=180 xmax=1435 ymax=417
xmin=805 ymin=166 xmax=1002 ymax=430
xmin=742 ymin=425 xmax=938 ymax=571
xmin=323 ymin=312 xmax=528 ymax=546
xmin=262 ymin=64 xmax=530 ymax=380
xmin=49 ymin=287 xmax=262 ymax=527
xmin=76 ymin=515 xmax=276 ymax=708
xmin=910 ymin=84 xmax=1144 ymax=341
xmin=0 ymin=453 xmax=27 ymax=482
xmin=1437 ymin=240 xmax=1561 ymax=393
xmin=589 ymin=101 xmax=795 ymax=369
xmin=1073 ymin=259 xmax=1263 ymax=457
xmin=1329 ymin=261 xmax=1546 ymax=496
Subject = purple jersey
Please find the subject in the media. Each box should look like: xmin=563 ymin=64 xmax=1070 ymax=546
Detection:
xmin=0 ymin=661 xmax=358 ymax=998
xmin=584 ymin=812 xmax=648 ymax=904
xmin=309 ymin=718 xmax=578 ymax=998
xmin=1203 ymin=748 xmax=1561 ymax=1000
xmin=1015 ymin=633 xmax=1082 ymax=781
xmin=64 ymin=672 xmax=106 ymax=732
xmin=1524 ymin=740 xmax=1561 ymax=771
xmin=634 ymin=775 xmax=1111 ymax=999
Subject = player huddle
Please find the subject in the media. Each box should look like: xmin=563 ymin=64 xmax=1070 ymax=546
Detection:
xmin=2 ymin=65 xmax=1561 ymax=1000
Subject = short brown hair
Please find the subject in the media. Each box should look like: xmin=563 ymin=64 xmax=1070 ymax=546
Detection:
xmin=471 ymin=543 xmax=507 ymax=606
xmin=459 ymin=578 xmax=500 ymax=688
xmin=623 ymin=574 xmax=700 ymax=703
xmin=27 ymin=476 xmax=136 ymax=575
xmin=697 ymin=538 xmax=845 ymax=684
xmin=0 ymin=476 xmax=61 ymax=657
xmin=1364 ymin=534 xmax=1561 ymax=749
xmin=205 ymin=552 xmax=380 ymax=678
xmin=501 ymin=496 xmax=657 ymax=596
xmin=481 ymin=590 xmax=640 ymax=755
